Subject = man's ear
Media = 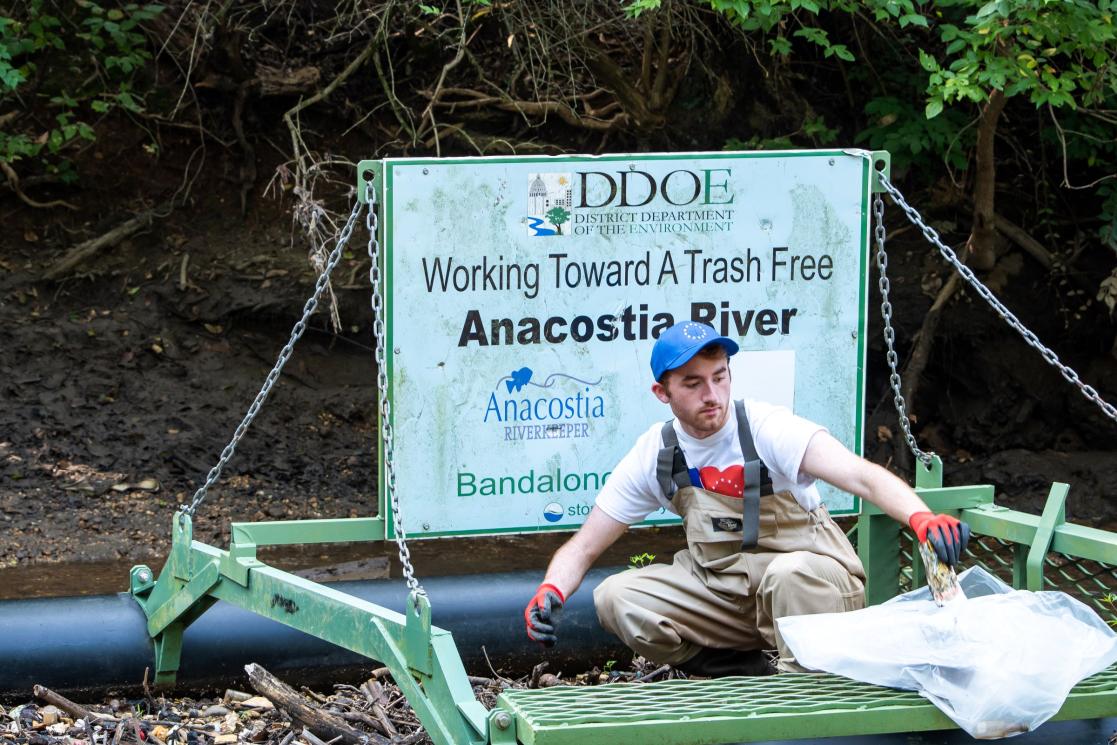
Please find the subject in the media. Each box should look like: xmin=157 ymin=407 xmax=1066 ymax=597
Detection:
xmin=651 ymin=381 xmax=670 ymax=404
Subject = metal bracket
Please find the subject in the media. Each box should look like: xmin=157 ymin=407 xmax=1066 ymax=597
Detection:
xmin=356 ymin=160 xmax=383 ymax=204
xmin=404 ymin=591 xmax=434 ymax=677
xmin=487 ymin=709 xmax=517 ymax=745
xmin=221 ymin=539 xmax=261 ymax=588
xmin=843 ymin=149 xmax=891 ymax=193
xmin=130 ymin=564 xmax=156 ymax=596
xmin=869 ymin=150 xmax=891 ymax=193
xmin=914 ymin=454 xmax=943 ymax=490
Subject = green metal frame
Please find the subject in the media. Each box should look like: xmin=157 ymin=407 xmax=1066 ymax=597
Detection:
xmin=130 ymin=513 xmax=487 ymax=745
xmin=131 ymin=456 xmax=1117 ymax=745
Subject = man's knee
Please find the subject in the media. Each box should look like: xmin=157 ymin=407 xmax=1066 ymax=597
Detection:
xmin=757 ymin=551 xmax=865 ymax=612
xmin=759 ymin=552 xmax=861 ymax=594
xmin=758 ymin=552 xmax=815 ymax=593
xmin=593 ymin=571 xmax=637 ymax=632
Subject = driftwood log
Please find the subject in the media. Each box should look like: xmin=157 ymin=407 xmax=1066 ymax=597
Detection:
xmin=244 ymin=663 xmax=388 ymax=745
xmin=33 ymin=684 xmax=111 ymax=723
xmin=45 ymin=210 xmax=156 ymax=279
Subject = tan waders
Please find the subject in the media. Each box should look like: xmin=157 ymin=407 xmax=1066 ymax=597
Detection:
xmin=594 ymin=403 xmax=866 ymax=674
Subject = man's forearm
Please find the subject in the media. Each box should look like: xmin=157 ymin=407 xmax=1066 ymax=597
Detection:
xmin=540 ymin=506 xmax=628 ymax=599
xmin=862 ymin=462 xmax=930 ymax=525
xmin=542 ymin=540 xmax=597 ymax=599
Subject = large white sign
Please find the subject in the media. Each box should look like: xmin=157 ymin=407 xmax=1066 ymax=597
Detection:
xmin=380 ymin=151 xmax=872 ymax=538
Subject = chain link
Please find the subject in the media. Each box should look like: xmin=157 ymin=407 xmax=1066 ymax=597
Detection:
xmin=873 ymin=194 xmax=934 ymax=467
xmin=877 ymin=171 xmax=1117 ymax=425
xmin=182 ymin=199 xmax=365 ymax=517
xmin=365 ymin=182 xmax=426 ymax=600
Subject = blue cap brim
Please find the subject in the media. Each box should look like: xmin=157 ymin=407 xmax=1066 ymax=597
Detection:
xmin=658 ymin=337 xmax=739 ymax=380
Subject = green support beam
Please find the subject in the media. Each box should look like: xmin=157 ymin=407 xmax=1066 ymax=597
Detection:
xmin=230 ymin=517 xmax=385 ymax=547
xmin=1027 ymin=483 xmax=1069 ymax=591
xmin=131 ymin=513 xmax=486 ymax=745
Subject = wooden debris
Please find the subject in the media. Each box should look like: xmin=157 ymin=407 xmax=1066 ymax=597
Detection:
xmin=244 ymin=664 xmax=388 ymax=745
xmin=45 ymin=210 xmax=158 ymax=280
xmin=32 ymin=685 xmax=108 ymax=724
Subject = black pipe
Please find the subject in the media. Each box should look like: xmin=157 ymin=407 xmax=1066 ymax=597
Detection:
xmin=0 ymin=567 xmax=629 ymax=698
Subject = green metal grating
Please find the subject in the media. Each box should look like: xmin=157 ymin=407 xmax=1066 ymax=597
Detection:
xmin=497 ymin=666 xmax=1117 ymax=745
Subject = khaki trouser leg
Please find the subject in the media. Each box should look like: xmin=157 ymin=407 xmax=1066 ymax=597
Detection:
xmin=754 ymin=551 xmax=865 ymax=672
xmin=593 ymin=549 xmax=765 ymax=666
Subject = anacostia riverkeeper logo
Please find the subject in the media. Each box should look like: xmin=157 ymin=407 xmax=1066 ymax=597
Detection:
xmin=485 ymin=365 xmax=605 ymax=442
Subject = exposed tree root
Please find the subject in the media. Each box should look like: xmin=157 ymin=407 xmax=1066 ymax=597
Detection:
xmin=1 ymin=161 xmax=78 ymax=211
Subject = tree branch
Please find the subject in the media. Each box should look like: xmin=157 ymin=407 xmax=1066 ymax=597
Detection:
xmin=966 ymin=89 xmax=1007 ymax=271
xmin=419 ymin=0 xmax=468 ymax=156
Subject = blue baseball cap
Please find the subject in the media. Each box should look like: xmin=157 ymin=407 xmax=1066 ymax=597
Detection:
xmin=650 ymin=321 xmax=739 ymax=381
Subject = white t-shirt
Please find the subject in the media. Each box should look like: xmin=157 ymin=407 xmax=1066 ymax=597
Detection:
xmin=595 ymin=399 xmax=827 ymax=525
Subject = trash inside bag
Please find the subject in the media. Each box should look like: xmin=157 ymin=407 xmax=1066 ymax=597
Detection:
xmin=778 ymin=567 xmax=1117 ymax=739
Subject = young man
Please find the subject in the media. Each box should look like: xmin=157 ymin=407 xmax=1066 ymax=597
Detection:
xmin=524 ymin=321 xmax=970 ymax=675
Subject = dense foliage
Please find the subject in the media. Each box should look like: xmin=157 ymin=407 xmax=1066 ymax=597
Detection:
xmin=1 ymin=1 xmax=1115 ymax=450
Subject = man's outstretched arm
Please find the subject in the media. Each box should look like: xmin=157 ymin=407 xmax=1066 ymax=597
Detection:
xmin=799 ymin=431 xmax=969 ymax=565
xmin=525 ymin=506 xmax=628 ymax=645
xmin=542 ymin=506 xmax=629 ymax=599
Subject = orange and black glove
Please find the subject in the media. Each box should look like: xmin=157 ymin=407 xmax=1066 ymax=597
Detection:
xmin=909 ymin=511 xmax=971 ymax=567
xmin=524 ymin=583 xmax=565 ymax=647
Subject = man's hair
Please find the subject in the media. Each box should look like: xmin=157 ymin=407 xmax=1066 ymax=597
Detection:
xmin=658 ymin=344 xmax=728 ymax=386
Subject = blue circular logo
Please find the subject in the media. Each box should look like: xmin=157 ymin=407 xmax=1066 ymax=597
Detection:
xmin=543 ymin=502 xmax=564 ymax=523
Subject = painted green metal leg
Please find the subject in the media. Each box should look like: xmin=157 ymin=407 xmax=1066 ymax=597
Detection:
xmin=858 ymin=512 xmax=902 ymax=605
xmin=1027 ymin=483 xmax=1069 ymax=591
xmin=152 ymin=621 xmax=185 ymax=687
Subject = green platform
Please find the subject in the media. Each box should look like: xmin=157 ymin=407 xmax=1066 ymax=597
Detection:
xmin=496 ymin=666 xmax=1117 ymax=745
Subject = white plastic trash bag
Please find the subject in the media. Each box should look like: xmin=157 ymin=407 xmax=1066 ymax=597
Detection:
xmin=778 ymin=567 xmax=1117 ymax=739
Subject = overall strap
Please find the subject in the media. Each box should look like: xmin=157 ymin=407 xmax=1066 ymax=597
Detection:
xmin=655 ymin=420 xmax=690 ymax=500
xmin=736 ymin=400 xmax=772 ymax=549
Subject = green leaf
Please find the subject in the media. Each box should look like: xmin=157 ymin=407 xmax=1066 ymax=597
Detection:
xmin=900 ymin=13 xmax=928 ymax=28
xmin=976 ymin=1 xmax=1003 ymax=19
xmin=925 ymin=98 xmax=944 ymax=119
xmin=770 ymin=36 xmax=792 ymax=55
xmin=919 ymin=49 xmax=939 ymax=72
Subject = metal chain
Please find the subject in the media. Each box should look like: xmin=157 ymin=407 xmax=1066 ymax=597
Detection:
xmin=873 ymin=194 xmax=934 ymax=468
xmin=878 ymin=172 xmax=1117 ymax=425
xmin=365 ymin=182 xmax=426 ymax=600
xmin=182 ymin=199 xmax=366 ymax=518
